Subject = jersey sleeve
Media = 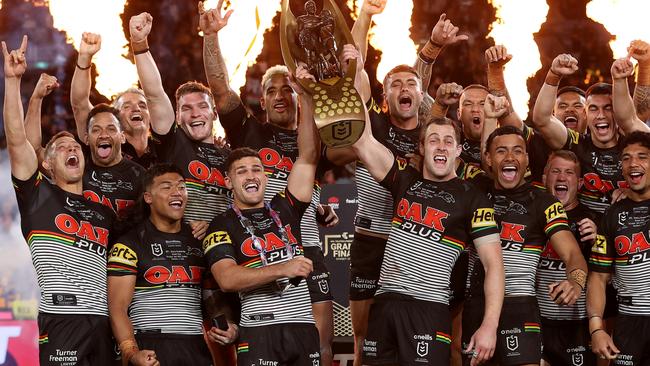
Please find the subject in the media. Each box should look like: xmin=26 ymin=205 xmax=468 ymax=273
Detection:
xmin=11 ymin=170 xmax=44 ymax=214
xmin=273 ymin=188 xmax=310 ymax=221
xmin=107 ymin=235 xmax=139 ymax=277
xmin=468 ymin=189 xmax=500 ymax=243
xmin=218 ymin=102 xmax=252 ymax=149
xmin=588 ymin=210 xmax=615 ymax=273
xmin=150 ymin=124 xmax=178 ymax=161
xmin=523 ymin=126 xmax=551 ymax=183
xmin=563 ymin=128 xmax=582 ymax=150
xmin=379 ymin=158 xmax=418 ymax=198
xmin=539 ymin=194 xmax=571 ymax=238
xmin=203 ymin=218 xmax=238 ymax=268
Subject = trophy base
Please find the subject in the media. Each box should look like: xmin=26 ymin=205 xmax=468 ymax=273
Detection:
xmin=309 ymin=77 xmax=365 ymax=148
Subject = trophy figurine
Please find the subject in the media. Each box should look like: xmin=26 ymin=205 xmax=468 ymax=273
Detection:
xmin=280 ymin=0 xmax=365 ymax=148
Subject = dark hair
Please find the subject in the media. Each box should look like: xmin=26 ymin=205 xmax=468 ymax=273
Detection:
xmin=225 ymin=147 xmax=260 ymax=173
xmin=485 ymin=126 xmax=527 ymax=152
xmin=86 ymin=103 xmax=121 ymax=132
xmin=175 ymin=81 xmax=215 ymax=108
xmin=620 ymin=131 xmax=650 ymax=152
xmin=44 ymin=131 xmax=78 ymax=160
xmin=419 ymin=117 xmax=461 ymax=144
xmin=585 ymin=83 xmax=612 ymax=99
xmin=557 ymin=86 xmax=586 ymax=98
xmin=142 ymin=163 xmax=185 ymax=191
xmin=545 ymin=150 xmax=581 ymax=176
xmin=382 ymin=64 xmax=421 ymax=88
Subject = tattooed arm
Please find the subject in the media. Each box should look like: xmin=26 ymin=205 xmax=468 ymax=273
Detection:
xmin=629 ymin=40 xmax=650 ymax=122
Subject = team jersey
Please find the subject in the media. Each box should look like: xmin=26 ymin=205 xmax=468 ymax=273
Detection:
xmin=218 ymin=103 xmax=323 ymax=248
xmin=203 ymin=189 xmax=313 ymax=327
xmin=564 ymin=129 xmax=627 ymax=214
xmin=12 ymin=171 xmax=116 ymax=316
xmin=376 ymin=160 xmax=499 ymax=304
xmin=82 ymin=157 xmax=144 ymax=221
xmin=121 ymin=136 xmax=158 ymax=169
xmin=468 ymin=179 xmax=571 ymax=297
xmin=456 ymin=158 xmax=484 ymax=181
xmin=589 ymin=198 xmax=650 ymax=315
xmin=153 ymin=125 xmax=231 ymax=222
xmin=537 ymin=203 xmax=596 ymax=320
xmin=355 ymin=98 xmax=420 ymax=236
xmin=522 ymin=126 xmax=553 ymax=189
xmin=108 ymin=220 xmax=206 ymax=335
xmin=460 ymin=134 xmax=482 ymax=168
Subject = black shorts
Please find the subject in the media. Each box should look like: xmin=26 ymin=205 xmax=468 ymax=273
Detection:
xmin=135 ymin=333 xmax=211 ymax=365
xmin=236 ymin=323 xmax=320 ymax=366
xmin=349 ymin=232 xmax=388 ymax=300
xmin=462 ymin=296 xmax=542 ymax=366
xmin=363 ymin=293 xmax=452 ymax=365
xmin=449 ymin=250 xmax=469 ymax=310
xmin=304 ymin=246 xmax=334 ymax=303
xmin=611 ymin=314 xmax=650 ymax=365
xmin=38 ymin=313 xmax=115 ymax=366
xmin=541 ymin=318 xmax=595 ymax=366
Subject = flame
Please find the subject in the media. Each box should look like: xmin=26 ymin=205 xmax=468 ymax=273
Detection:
xmin=587 ymin=0 xmax=650 ymax=59
xmin=48 ymin=0 xmax=137 ymax=99
xmin=488 ymin=0 xmax=548 ymax=118
xmin=202 ymin=0 xmax=280 ymax=91
xmin=347 ymin=0 xmax=418 ymax=83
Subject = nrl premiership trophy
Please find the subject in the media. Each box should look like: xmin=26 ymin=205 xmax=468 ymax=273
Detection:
xmin=280 ymin=0 xmax=365 ymax=147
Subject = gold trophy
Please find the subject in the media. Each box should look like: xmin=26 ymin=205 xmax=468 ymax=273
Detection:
xmin=280 ymin=0 xmax=365 ymax=148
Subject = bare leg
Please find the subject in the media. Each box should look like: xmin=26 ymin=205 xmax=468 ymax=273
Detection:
xmin=312 ymin=301 xmax=334 ymax=365
xmin=351 ymin=298 xmax=373 ymax=366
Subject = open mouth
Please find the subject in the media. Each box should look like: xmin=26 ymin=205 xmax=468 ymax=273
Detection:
xmin=595 ymin=122 xmax=610 ymax=133
xmin=244 ymin=181 xmax=259 ymax=193
xmin=130 ymin=113 xmax=143 ymax=123
xmin=273 ymin=101 xmax=287 ymax=113
xmin=629 ymin=171 xmax=644 ymax=185
xmin=563 ymin=116 xmax=578 ymax=128
xmin=97 ymin=141 xmax=112 ymax=159
xmin=433 ymin=155 xmax=447 ymax=164
xmin=501 ymin=165 xmax=518 ymax=182
xmin=399 ymin=95 xmax=412 ymax=110
xmin=190 ymin=120 xmax=205 ymax=128
xmin=65 ymin=155 xmax=80 ymax=168
xmin=169 ymin=199 xmax=183 ymax=208
xmin=472 ymin=116 xmax=481 ymax=126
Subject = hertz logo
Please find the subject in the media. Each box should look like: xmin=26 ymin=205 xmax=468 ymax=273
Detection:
xmin=592 ymin=235 xmax=607 ymax=254
xmin=471 ymin=208 xmax=495 ymax=228
xmin=544 ymin=202 xmax=567 ymax=222
xmin=203 ymin=231 xmax=232 ymax=253
xmin=108 ymin=243 xmax=138 ymax=267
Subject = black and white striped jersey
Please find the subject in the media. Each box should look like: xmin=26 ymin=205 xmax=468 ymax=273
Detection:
xmin=153 ymin=125 xmax=231 ymax=223
xmin=218 ymin=104 xmax=324 ymax=248
xmin=537 ymin=203 xmax=596 ymax=320
xmin=203 ymin=189 xmax=313 ymax=327
xmin=589 ymin=197 xmax=650 ymax=315
xmin=467 ymin=180 xmax=571 ymax=298
xmin=108 ymin=220 xmax=206 ymax=335
xmin=355 ymin=99 xmax=420 ymax=236
xmin=376 ymin=161 xmax=499 ymax=304
xmin=13 ymin=171 xmax=116 ymax=316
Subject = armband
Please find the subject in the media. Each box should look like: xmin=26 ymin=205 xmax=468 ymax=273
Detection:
xmin=569 ymin=268 xmax=587 ymax=291
xmin=544 ymin=70 xmax=562 ymax=87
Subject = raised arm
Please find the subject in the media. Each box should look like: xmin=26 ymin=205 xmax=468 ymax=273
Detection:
xmin=351 ymin=0 xmax=386 ymax=62
xmin=2 ymin=36 xmax=38 ymax=181
xmin=484 ymin=45 xmax=523 ymax=129
xmin=25 ymin=73 xmax=59 ymax=161
xmin=629 ymin=40 xmax=650 ymax=122
xmin=199 ymin=0 xmax=241 ymax=114
xmin=611 ymin=58 xmax=650 ymax=133
xmin=549 ymin=230 xmax=588 ymax=306
xmin=531 ymin=54 xmax=577 ymax=150
xmin=130 ymin=13 xmax=175 ymax=135
xmin=70 ymin=32 xmax=100 ymax=142
xmin=481 ymin=94 xmax=509 ymax=172
xmin=429 ymin=82 xmax=463 ymax=119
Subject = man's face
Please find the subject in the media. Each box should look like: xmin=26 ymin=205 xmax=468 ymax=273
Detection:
xmin=260 ymin=74 xmax=298 ymax=129
xmin=486 ymin=134 xmax=529 ymax=190
xmin=419 ymin=124 xmax=461 ymax=181
xmin=226 ymin=156 xmax=268 ymax=208
xmin=554 ymin=92 xmax=586 ymax=133
xmin=544 ymin=156 xmax=580 ymax=208
xmin=86 ymin=112 xmax=125 ymax=167
xmin=384 ymin=71 xmax=423 ymax=122
xmin=586 ymin=94 xmax=617 ymax=147
xmin=457 ymin=88 xmax=488 ymax=142
xmin=144 ymin=172 xmax=187 ymax=222
xmin=622 ymin=143 xmax=650 ymax=195
xmin=117 ymin=92 xmax=150 ymax=135
xmin=44 ymin=136 xmax=85 ymax=184
xmin=177 ymin=92 xmax=215 ymax=143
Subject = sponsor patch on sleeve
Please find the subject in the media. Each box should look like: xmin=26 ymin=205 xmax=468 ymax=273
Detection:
xmin=471 ymin=208 xmax=496 ymax=229
xmin=568 ymin=129 xmax=580 ymax=145
xmin=544 ymin=202 xmax=567 ymax=223
xmin=396 ymin=157 xmax=408 ymax=171
xmin=203 ymin=231 xmax=232 ymax=253
xmin=592 ymin=235 xmax=608 ymax=254
xmin=108 ymin=243 xmax=138 ymax=268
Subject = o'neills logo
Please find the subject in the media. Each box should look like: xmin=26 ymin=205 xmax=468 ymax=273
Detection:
xmin=396 ymin=198 xmax=448 ymax=231
xmin=55 ymin=213 xmax=109 ymax=247
xmin=615 ymin=232 xmax=650 ymax=255
xmin=83 ymin=190 xmax=134 ymax=218
xmin=144 ymin=265 xmax=203 ymax=285
xmin=241 ymin=226 xmax=298 ymax=257
xmin=188 ymin=160 xmax=226 ymax=186
xmin=259 ymin=148 xmax=294 ymax=172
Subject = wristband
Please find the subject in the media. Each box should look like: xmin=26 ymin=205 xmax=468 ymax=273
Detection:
xmin=637 ymin=61 xmax=650 ymax=86
xmin=76 ymin=62 xmax=91 ymax=71
xmin=569 ymin=268 xmax=587 ymax=291
xmin=119 ymin=339 xmax=139 ymax=366
xmin=487 ymin=65 xmax=507 ymax=93
xmin=545 ymin=70 xmax=562 ymax=87
xmin=419 ymin=41 xmax=442 ymax=64
xmin=588 ymin=314 xmax=602 ymax=320
xmin=590 ymin=328 xmax=604 ymax=337
xmin=430 ymin=101 xmax=448 ymax=119
xmin=131 ymin=38 xmax=149 ymax=54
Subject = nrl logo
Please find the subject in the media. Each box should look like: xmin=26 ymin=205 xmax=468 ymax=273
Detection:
xmin=416 ymin=341 xmax=428 ymax=357
xmin=318 ymin=279 xmax=329 ymax=294
xmin=572 ymin=353 xmax=583 ymax=366
xmin=618 ymin=211 xmax=628 ymax=226
xmin=151 ymin=243 xmax=164 ymax=257
xmin=506 ymin=335 xmax=519 ymax=351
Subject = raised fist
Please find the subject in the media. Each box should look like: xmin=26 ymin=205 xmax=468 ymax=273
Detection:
xmin=79 ymin=32 xmax=101 ymax=58
xmin=628 ymin=40 xmax=650 ymax=63
xmin=33 ymin=73 xmax=59 ymax=99
xmin=611 ymin=58 xmax=634 ymax=80
xmin=484 ymin=94 xmax=510 ymax=119
xmin=361 ymin=0 xmax=387 ymax=16
xmin=430 ymin=14 xmax=469 ymax=47
xmin=198 ymin=0 xmax=233 ymax=36
xmin=485 ymin=45 xmax=512 ymax=68
xmin=129 ymin=12 xmax=153 ymax=42
xmin=550 ymin=54 xmax=578 ymax=77
xmin=2 ymin=35 xmax=28 ymax=79
xmin=435 ymin=82 xmax=463 ymax=106
xmin=340 ymin=44 xmax=363 ymax=76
